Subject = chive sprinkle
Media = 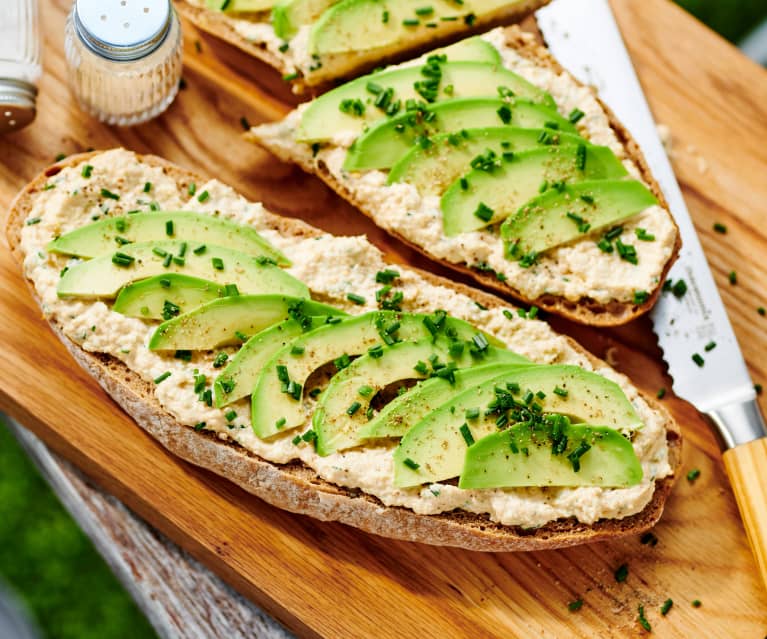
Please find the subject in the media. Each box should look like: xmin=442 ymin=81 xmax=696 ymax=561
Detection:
xmin=188 ymin=182 xmax=197 ymax=196
xmin=143 ymin=181 xmax=152 ymax=193
xmin=713 ymin=222 xmax=727 ymax=234
xmin=197 ymin=190 xmax=210 ymax=203
xmin=704 ymin=341 xmax=717 ymax=352
xmin=346 ymin=292 xmax=366 ymax=305
xmin=81 ymin=164 xmax=94 ymax=178
xmin=759 ymin=307 xmax=766 ymax=316
xmin=686 ymin=468 xmax=701 ymax=482
xmin=568 ymin=108 xmax=585 ymax=124
xmin=100 ymin=188 xmax=120 ymax=200
xmin=728 ymin=270 xmax=737 ymax=285
xmin=358 ymin=385 xmax=373 ymax=397
xmin=614 ymin=563 xmax=629 ymax=583
xmin=153 ymin=371 xmax=171 ymax=384
xmin=692 ymin=599 xmax=701 ymax=608
xmin=212 ymin=257 xmax=224 ymax=270
xmin=347 ymin=401 xmax=362 ymax=416
xmin=637 ymin=605 xmax=651 ymax=632
xmin=553 ymin=386 xmax=568 ymax=397
xmin=567 ymin=599 xmax=583 ymax=612
xmin=111 ymin=252 xmax=135 ymax=267
xmin=225 ymin=410 xmax=237 ymax=422
xmin=474 ymin=202 xmax=494 ymax=223
xmin=656 ymin=387 xmax=666 ymax=399
xmin=692 ymin=353 xmax=704 ymax=367
xmin=165 ymin=220 xmax=174 ymax=236
xmin=660 ymin=599 xmax=673 ymax=616
xmin=403 ymin=18 xmax=420 ymax=26
xmin=459 ymin=423 xmax=475 ymax=446
xmin=755 ymin=383 xmax=763 ymax=395
xmin=403 ymin=457 xmax=420 ymax=470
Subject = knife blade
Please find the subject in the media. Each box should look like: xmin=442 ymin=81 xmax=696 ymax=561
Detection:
xmin=537 ymin=0 xmax=767 ymax=588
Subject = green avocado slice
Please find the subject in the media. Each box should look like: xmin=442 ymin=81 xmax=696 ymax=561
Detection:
xmin=343 ymin=97 xmax=576 ymax=171
xmin=459 ymin=422 xmax=643 ymax=489
xmin=313 ymin=339 xmax=524 ymax=455
xmin=57 ymin=242 xmax=307 ymax=300
xmin=297 ymin=61 xmax=555 ymax=143
xmin=47 ymin=211 xmax=289 ymax=265
xmin=387 ymin=125 xmax=583 ymax=195
xmin=308 ymin=0 xmax=527 ymax=60
xmin=358 ymin=361 xmax=531 ymax=441
xmin=207 ymin=0 xmax=274 ymax=12
xmin=113 ymin=274 xmax=229 ymax=320
xmin=273 ymin=0 xmax=338 ymax=39
xmin=501 ymin=179 xmax=658 ymax=257
xmin=213 ymin=315 xmax=344 ymax=407
xmin=250 ymin=310 xmax=500 ymax=439
xmin=441 ymin=144 xmax=629 ymax=236
xmin=393 ymin=364 xmax=642 ymax=487
xmin=149 ymin=295 xmax=341 ymax=351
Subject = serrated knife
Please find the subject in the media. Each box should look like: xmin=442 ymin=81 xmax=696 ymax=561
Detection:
xmin=537 ymin=0 xmax=767 ymax=588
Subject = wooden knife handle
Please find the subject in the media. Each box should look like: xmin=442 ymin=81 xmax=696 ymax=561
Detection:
xmin=722 ymin=438 xmax=767 ymax=591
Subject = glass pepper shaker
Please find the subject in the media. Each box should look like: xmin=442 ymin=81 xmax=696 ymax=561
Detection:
xmin=64 ymin=0 xmax=183 ymax=126
xmin=0 ymin=0 xmax=42 ymax=134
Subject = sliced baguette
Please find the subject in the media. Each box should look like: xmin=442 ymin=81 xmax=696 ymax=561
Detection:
xmin=248 ymin=26 xmax=682 ymax=326
xmin=7 ymin=150 xmax=681 ymax=552
xmin=175 ymin=0 xmax=549 ymax=90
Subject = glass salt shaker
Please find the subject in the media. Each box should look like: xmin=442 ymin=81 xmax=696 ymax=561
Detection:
xmin=0 ymin=0 xmax=42 ymax=134
xmin=64 ymin=0 xmax=183 ymax=126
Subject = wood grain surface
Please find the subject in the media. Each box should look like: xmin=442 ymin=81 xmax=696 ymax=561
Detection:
xmin=1 ymin=0 xmax=766 ymax=636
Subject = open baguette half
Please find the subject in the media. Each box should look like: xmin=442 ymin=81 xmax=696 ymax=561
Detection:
xmin=7 ymin=149 xmax=681 ymax=552
xmin=249 ymin=26 xmax=682 ymax=326
xmin=175 ymin=0 xmax=549 ymax=90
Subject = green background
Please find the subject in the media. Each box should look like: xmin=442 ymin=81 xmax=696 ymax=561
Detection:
xmin=1 ymin=3 xmax=765 ymax=638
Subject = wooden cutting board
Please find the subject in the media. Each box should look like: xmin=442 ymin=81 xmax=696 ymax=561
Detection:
xmin=1 ymin=0 xmax=766 ymax=636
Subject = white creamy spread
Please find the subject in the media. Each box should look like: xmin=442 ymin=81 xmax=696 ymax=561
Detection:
xmin=20 ymin=149 xmax=671 ymax=528
xmin=253 ymin=28 xmax=678 ymax=305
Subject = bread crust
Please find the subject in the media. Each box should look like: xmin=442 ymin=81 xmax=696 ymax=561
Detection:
xmin=174 ymin=0 xmax=550 ymax=91
xmin=248 ymin=26 xmax=682 ymax=326
xmin=6 ymin=150 xmax=681 ymax=552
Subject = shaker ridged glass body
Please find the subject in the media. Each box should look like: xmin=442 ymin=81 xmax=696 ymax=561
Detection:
xmin=64 ymin=0 xmax=182 ymax=126
xmin=0 ymin=0 xmax=42 ymax=132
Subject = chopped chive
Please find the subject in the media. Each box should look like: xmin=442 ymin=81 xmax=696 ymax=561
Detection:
xmin=172 ymin=256 xmax=185 ymax=266
xmin=671 ymin=279 xmax=688 ymax=298
xmin=686 ymin=468 xmax=701 ymax=482
xmin=656 ymin=387 xmax=666 ymax=399
xmin=637 ymin=604 xmax=651 ymax=632
xmin=692 ymin=599 xmax=701 ymax=608
xmin=165 ymin=220 xmax=174 ymax=236
xmin=402 ymin=18 xmax=420 ymax=26
xmin=382 ymin=9 xmax=389 ymax=22
xmin=459 ymin=423 xmax=475 ymax=446
xmin=415 ymin=5 xmax=433 ymax=15
xmin=159 ymin=278 xmax=171 ymax=288
xmin=292 ymin=435 xmax=302 ymax=445
xmin=197 ymin=190 xmax=210 ymax=203
xmin=575 ymin=143 xmax=587 ymax=170
xmin=278 ymin=42 xmax=289 ymax=52
xmin=755 ymin=383 xmax=763 ymax=395
xmin=174 ymin=350 xmax=192 ymax=361
xmin=641 ymin=532 xmax=659 ymax=546
xmin=635 ymin=228 xmax=655 ymax=241
xmin=290 ymin=344 xmax=305 ymax=356
xmin=759 ymin=306 xmax=766 ymax=316
xmin=178 ymin=242 xmax=187 ymax=257
xmin=568 ymin=599 xmax=583 ymax=612
xmin=474 ymin=202 xmax=494 ymax=223
xmin=111 ymin=252 xmax=135 ymax=267
xmin=692 ymin=353 xmax=705 ymax=367
xmin=55 ymin=153 xmax=66 ymax=162
xmin=553 ymin=386 xmax=568 ymax=397
xmin=568 ymin=108 xmax=585 ymax=124
xmin=162 ymin=253 xmax=172 ymax=268
xmin=81 ymin=164 xmax=94 ymax=178
xmin=614 ymin=563 xmax=629 ymax=583
xmin=276 ymin=417 xmax=287 ymax=429
xmin=194 ymin=422 xmax=206 ymax=432
xmin=633 ymin=290 xmax=649 ymax=305
xmin=188 ymin=182 xmax=196 ymax=196
xmin=282 ymin=72 xmax=299 ymax=82
xmin=713 ymin=222 xmax=727 ymax=234
xmin=368 ymin=345 xmax=384 ymax=358
xmin=358 ymin=385 xmax=373 ymax=397
xmin=239 ymin=116 xmax=250 ymax=131
xmin=212 ymin=257 xmax=224 ymax=270
xmin=100 ymin=188 xmax=120 ymax=200
xmin=153 ymin=371 xmax=171 ymax=384
xmin=660 ymin=598 xmax=673 ymax=616
xmin=704 ymin=341 xmax=716 ymax=352
xmin=224 ymin=283 xmax=239 ymax=297
xmin=403 ymin=457 xmax=420 ymax=470
xmin=193 ymin=244 xmax=206 ymax=255
xmin=25 ymin=217 xmax=41 ymax=226
xmin=728 ymin=270 xmax=737 ymax=285
xmin=225 ymin=410 xmax=237 ymax=422
xmin=347 ymin=401 xmax=362 ymax=416
xmin=143 ymin=181 xmax=152 ymax=193
xmin=346 ymin=292 xmax=366 ymax=305
xmin=465 ymin=407 xmax=480 ymax=420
